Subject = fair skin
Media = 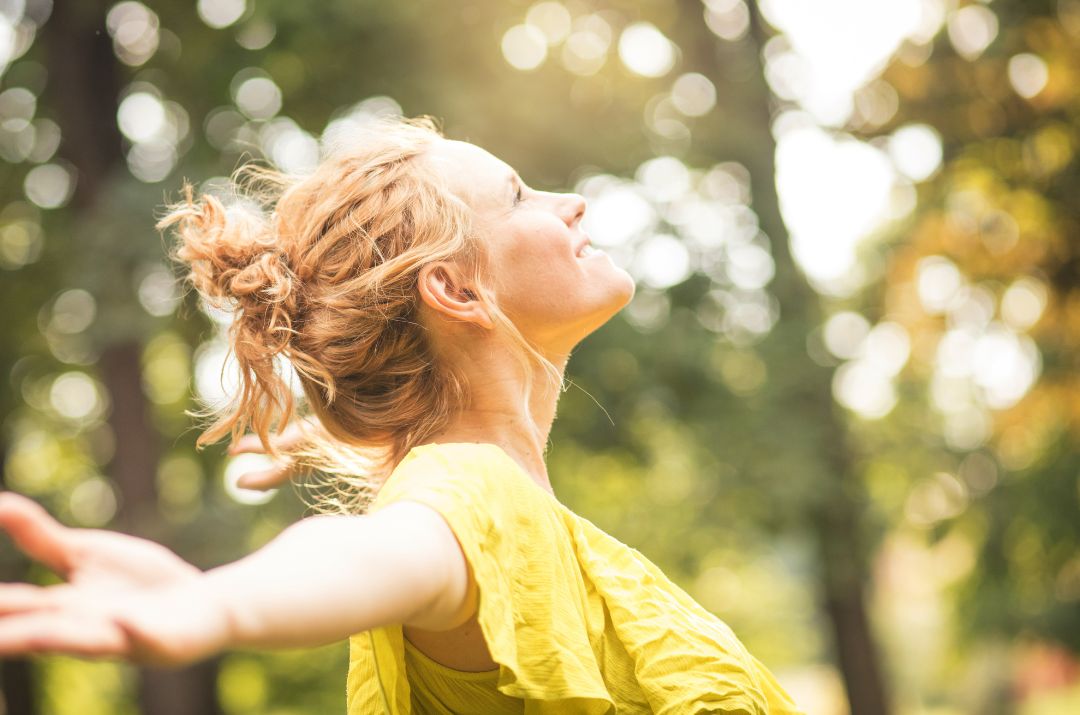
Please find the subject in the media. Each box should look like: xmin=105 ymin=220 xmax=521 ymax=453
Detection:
xmin=0 ymin=137 xmax=635 ymax=667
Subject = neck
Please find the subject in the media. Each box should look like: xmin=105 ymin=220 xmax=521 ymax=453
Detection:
xmin=427 ymin=344 xmax=568 ymax=495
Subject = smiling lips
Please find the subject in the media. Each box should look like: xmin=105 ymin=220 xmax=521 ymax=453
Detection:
xmin=575 ymin=235 xmax=602 ymax=257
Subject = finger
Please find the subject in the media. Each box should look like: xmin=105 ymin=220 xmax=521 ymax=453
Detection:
xmin=0 ymin=583 xmax=70 ymax=615
xmin=0 ymin=493 xmax=73 ymax=576
xmin=236 ymin=466 xmax=292 ymax=490
xmin=0 ymin=611 xmax=128 ymax=658
xmin=230 ymin=425 xmax=309 ymax=456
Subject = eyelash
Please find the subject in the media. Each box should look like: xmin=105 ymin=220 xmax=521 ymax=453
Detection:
xmin=513 ymin=186 xmax=524 ymax=205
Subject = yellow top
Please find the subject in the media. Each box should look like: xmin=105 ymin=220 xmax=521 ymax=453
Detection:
xmin=346 ymin=442 xmax=805 ymax=715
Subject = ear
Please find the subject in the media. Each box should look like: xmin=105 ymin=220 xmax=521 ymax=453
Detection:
xmin=417 ymin=262 xmax=494 ymax=330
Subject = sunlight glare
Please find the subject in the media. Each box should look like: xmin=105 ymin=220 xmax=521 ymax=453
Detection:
xmin=526 ymin=2 xmax=571 ymax=45
xmin=635 ymin=156 xmax=691 ymax=203
xmin=946 ymin=5 xmax=998 ymax=61
xmin=581 ymin=183 xmax=656 ymax=247
xmin=1008 ymin=53 xmax=1049 ymax=99
xmin=618 ymin=22 xmax=675 ymax=78
xmin=106 ymin=2 xmax=160 ymax=67
xmin=1001 ymin=277 xmax=1048 ymax=331
xmin=824 ymin=311 xmax=871 ymax=360
xmin=117 ymin=92 xmax=166 ymax=143
xmin=50 ymin=372 xmax=102 ymax=421
xmin=832 ymin=360 xmax=897 ymax=419
xmin=888 ymin=124 xmax=943 ymax=182
xmin=916 ymin=256 xmax=962 ymax=315
xmin=233 ymin=74 xmax=282 ymax=120
xmin=198 ymin=0 xmax=246 ymax=30
xmin=671 ymin=73 xmax=717 ymax=117
xmin=971 ymin=325 xmax=1040 ymax=409
xmin=635 ymin=234 xmax=691 ymax=289
xmin=775 ymin=124 xmax=895 ymax=294
xmin=502 ymin=24 xmax=548 ymax=71
xmin=24 ymin=163 xmax=74 ymax=209
xmin=759 ymin=0 xmax=930 ymax=125
xmin=704 ymin=0 xmax=750 ymax=41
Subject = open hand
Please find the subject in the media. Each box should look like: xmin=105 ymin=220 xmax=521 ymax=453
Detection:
xmin=228 ymin=419 xmax=314 ymax=491
xmin=0 ymin=493 xmax=231 ymax=665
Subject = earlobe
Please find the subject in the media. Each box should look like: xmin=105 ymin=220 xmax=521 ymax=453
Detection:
xmin=418 ymin=263 xmax=494 ymax=330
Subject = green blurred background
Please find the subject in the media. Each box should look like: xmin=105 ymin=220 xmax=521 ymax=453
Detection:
xmin=0 ymin=0 xmax=1078 ymax=713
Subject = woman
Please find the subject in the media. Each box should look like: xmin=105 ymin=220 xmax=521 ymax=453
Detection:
xmin=0 ymin=117 xmax=804 ymax=714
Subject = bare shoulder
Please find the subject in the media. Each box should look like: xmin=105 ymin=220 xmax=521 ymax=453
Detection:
xmin=366 ymin=501 xmax=478 ymax=632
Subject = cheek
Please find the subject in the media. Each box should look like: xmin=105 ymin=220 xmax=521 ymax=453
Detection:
xmin=492 ymin=225 xmax=578 ymax=320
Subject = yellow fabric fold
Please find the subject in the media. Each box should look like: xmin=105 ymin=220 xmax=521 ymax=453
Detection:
xmin=346 ymin=442 xmax=805 ymax=715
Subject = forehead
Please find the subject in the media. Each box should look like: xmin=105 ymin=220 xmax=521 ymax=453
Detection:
xmin=423 ymin=139 xmax=513 ymax=211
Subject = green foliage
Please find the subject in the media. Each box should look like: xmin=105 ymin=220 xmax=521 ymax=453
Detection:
xmin=2 ymin=0 xmax=1076 ymax=713
xmin=872 ymin=0 xmax=1080 ymax=659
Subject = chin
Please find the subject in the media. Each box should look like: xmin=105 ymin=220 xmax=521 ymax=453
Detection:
xmin=616 ymin=271 xmax=637 ymax=306
xmin=575 ymin=280 xmax=637 ymax=343
xmin=601 ymin=268 xmax=636 ymax=315
xmin=546 ymin=273 xmax=638 ymax=353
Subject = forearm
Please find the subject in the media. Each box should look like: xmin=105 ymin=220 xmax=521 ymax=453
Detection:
xmin=201 ymin=509 xmax=447 ymax=650
xmin=0 ymin=493 xmax=462 ymax=665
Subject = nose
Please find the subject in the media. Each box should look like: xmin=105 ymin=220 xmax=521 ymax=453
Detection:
xmin=561 ymin=192 xmax=586 ymax=228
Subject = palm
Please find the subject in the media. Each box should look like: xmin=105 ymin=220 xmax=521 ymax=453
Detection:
xmin=0 ymin=493 xmax=227 ymax=665
xmin=66 ymin=528 xmax=198 ymax=587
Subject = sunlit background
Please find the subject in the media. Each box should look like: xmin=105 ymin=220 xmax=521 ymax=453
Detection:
xmin=0 ymin=0 xmax=1078 ymax=713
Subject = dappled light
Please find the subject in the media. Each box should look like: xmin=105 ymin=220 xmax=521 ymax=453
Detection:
xmin=704 ymin=0 xmax=751 ymax=41
xmin=197 ymin=0 xmax=246 ymax=31
xmin=501 ymin=24 xmax=548 ymax=71
xmin=776 ymin=123 xmax=897 ymax=294
xmin=946 ymin=4 xmax=998 ymax=61
xmin=106 ymin=2 xmax=160 ymax=67
xmin=232 ymin=71 xmax=282 ymax=120
xmin=1008 ymin=53 xmax=1050 ymax=100
xmin=618 ymin=22 xmax=676 ymax=78
xmin=0 ymin=0 xmax=1077 ymax=713
xmin=23 ymin=162 xmax=73 ymax=209
xmin=561 ymin=14 xmax=611 ymax=76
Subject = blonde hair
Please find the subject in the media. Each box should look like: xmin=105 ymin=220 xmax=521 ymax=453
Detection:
xmin=159 ymin=116 xmax=561 ymax=512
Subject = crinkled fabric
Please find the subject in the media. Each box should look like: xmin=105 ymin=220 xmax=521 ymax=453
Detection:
xmin=346 ymin=443 xmax=806 ymax=715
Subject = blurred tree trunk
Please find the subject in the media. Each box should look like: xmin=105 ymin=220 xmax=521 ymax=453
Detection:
xmin=40 ymin=3 xmax=221 ymax=714
xmin=0 ymin=441 xmax=38 ymax=715
xmin=98 ymin=343 xmax=162 ymax=531
xmin=674 ymin=1 xmax=892 ymax=712
xmin=0 ymin=658 xmax=35 ymax=715
xmin=744 ymin=5 xmax=891 ymax=713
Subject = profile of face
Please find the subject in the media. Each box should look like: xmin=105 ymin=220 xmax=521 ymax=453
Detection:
xmin=419 ymin=139 xmax=636 ymax=359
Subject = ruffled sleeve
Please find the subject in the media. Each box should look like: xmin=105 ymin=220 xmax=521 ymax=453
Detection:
xmin=355 ymin=442 xmax=617 ymax=714
xmin=565 ymin=514 xmax=806 ymax=715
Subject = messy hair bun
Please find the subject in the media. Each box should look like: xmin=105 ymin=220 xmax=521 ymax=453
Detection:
xmin=159 ymin=116 xmax=519 ymax=511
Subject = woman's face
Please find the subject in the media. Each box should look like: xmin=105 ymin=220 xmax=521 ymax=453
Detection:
xmin=425 ymin=139 xmax=635 ymax=356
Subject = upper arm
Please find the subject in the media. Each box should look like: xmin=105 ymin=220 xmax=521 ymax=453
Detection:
xmin=364 ymin=501 xmax=477 ymax=632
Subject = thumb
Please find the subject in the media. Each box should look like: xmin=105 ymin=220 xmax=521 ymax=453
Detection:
xmin=0 ymin=493 xmax=75 ymax=577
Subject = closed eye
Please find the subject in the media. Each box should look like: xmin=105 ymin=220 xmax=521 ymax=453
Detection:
xmin=513 ymin=185 xmax=524 ymax=206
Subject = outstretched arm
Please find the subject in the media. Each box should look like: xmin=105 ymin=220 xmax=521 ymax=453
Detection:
xmin=0 ymin=493 xmax=473 ymax=666
xmin=208 ymin=500 xmax=474 ymax=647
